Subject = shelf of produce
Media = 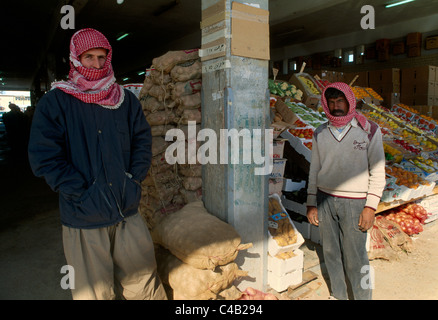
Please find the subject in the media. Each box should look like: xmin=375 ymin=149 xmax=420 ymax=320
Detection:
xmin=376 ymin=186 xmax=438 ymax=214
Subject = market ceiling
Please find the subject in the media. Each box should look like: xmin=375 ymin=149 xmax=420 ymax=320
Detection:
xmin=0 ymin=0 xmax=437 ymax=92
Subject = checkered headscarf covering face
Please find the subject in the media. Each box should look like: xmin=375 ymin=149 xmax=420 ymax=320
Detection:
xmin=51 ymin=28 xmax=124 ymax=108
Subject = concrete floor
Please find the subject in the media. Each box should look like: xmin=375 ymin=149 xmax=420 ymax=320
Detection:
xmin=0 ymin=133 xmax=71 ymax=299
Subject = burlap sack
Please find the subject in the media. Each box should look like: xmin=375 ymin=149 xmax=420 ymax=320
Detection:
xmin=171 ymin=79 xmax=202 ymax=100
xmin=179 ymin=188 xmax=202 ymax=203
xmin=151 ymin=201 xmax=252 ymax=270
xmin=141 ymin=95 xmax=176 ymax=113
xmin=171 ymin=60 xmax=202 ymax=82
xmin=150 ymin=69 xmax=172 ymax=85
xmin=148 ymin=84 xmax=171 ymax=102
xmin=182 ymin=176 xmax=202 ymax=191
xmin=178 ymin=164 xmax=202 ymax=177
xmin=368 ymin=224 xmax=397 ymax=261
xmin=146 ymin=111 xmax=177 ymax=126
xmin=178 ymin=108 xmax=202 ymax=124
xmin=152 ymin=49 xmax=200 ymax=74
xmin=374 ymin=216 xmax=413 ymax=253
xmin=151 ymin=124 xmax=175 ymax=137
xmin=175 ymin=92 xmax=201 ymax=109
xmin=156 ymin=247 xmax=248 ymax=300
xmin=152 ymin=136 xmax=169 ymax=156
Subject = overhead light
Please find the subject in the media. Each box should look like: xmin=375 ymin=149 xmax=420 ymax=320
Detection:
xmin=385 ymin=0 xmax=415 ymax=8
xmin=116 ymin=33 xmax=130 ymax=41
xmin=117 ymin=0 xmax=124 ymax=4
xmin=138 ymin=71 xmax=145 ymax=76
xmin=122 ymin=77 xmax=129 ymax=81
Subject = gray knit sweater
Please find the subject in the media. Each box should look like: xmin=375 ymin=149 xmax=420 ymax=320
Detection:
xmin=306 ymin=118 xmax=386 ymax=210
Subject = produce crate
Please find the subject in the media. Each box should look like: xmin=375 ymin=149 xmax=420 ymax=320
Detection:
xmin=268 ymin=268 xmax=303 ymax=292
xmin=288 ymin=73 xmax=321 ymax=109
xmin=270 ymin=159 xmax=287 ymax=179
xmin=268 ymin=248 xmax=304 ymax=276
xmin=280 ymin=130 xmax=312 ymax=162
xmin=272 ymin=138 xmax=287 ymax=159
xmin=268 ymin=194 xmax=305 ymax=257
xmin=269 ymin=178 xmax=284 ymax=195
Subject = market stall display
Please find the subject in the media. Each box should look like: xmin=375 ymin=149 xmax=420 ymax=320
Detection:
xmin=271 ymin=70 xmax=438 ymax=262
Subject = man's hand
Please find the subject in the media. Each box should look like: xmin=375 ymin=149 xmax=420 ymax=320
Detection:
xmin=358 ymin=207 xmax=375 ymax=232
xmin=307 ymin=206 xmax=319 ymax=226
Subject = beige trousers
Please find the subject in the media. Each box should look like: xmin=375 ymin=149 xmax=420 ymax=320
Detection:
xmin=62 ymin=213 xmax=167 ymax=300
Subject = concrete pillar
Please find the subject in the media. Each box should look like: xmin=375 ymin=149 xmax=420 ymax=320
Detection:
xmin=201 ymin=0 xmax=270 ymax=291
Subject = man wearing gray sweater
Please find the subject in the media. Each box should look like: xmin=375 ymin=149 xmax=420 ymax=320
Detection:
xmin=306 ymin=82 xmax=386 ymax=300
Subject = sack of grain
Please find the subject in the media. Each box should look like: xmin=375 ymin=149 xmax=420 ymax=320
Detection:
xmin=178 ymin=108 xmax=202 ymax=124
xmin=179 ymin=188 xmax=202 ymax=203
xmin=156 ymin=247 xmax=248 ymax=300
xmin=175 ymin=92 xmax=201 ymax=109
xmin=150 ymin=69 xmax=172 ymax=85
xmin=182 ymin=176 xmax=202 ymax=191
xmin=152 ymin=136 xmax=169 ymax=156
xmin=171 ymin=60 xmax=202 ymax=82
xmin=152 ymin=49 xmax=200 ymax=74
xmin=178 ymin=164 xmax=202 ymax=177
xmin=151 ymin=201 xmax=252 ymax=270
xmin=141 ymin=96 xmax=176 ymax=113
xmin=146 ymin=110 xmax=177 ymax=126
xmin=171 ymin=79 xmax=202 ymax=100
xmin=139 ymin=76 xmax=154 ymax=98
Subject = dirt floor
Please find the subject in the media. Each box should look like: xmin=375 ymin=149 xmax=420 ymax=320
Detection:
xmin=0 ymin=132 xmax=437 ymax=300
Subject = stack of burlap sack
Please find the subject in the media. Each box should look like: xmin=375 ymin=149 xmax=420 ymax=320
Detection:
xmin=138 ymin=50 xmax=203 ymax=229
xmin=151 ymin=201 xmax=253 ymax=300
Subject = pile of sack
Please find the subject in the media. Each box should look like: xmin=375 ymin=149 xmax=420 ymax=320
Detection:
xmin=138 ymin=49 xmax=203 ymax=229
xmin=152 ymin=201 xmax=252 ymax=300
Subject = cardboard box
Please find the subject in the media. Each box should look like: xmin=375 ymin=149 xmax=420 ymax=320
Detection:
xmin=272 ymin=139 xmax=287 ymax=159
xmin=407 ymin=32 xmax=422 ymax=47
xmin=402 ymin=66 xmax=436 ymax=83
xmin=377 ymin=49 xmax=390 ymax=62
xmin=392 ymin=41 xmax=405 ymax=55
xmin=401 ymin=81 xmax=435 ymax=96
xmin=268 ymin=268 xmax=303 ymax=292
xmin=268 ymin=249 xmax=304 ymax=276
xmin=230 ymin=2 xmax=270 ymax=60
xmin=425 ymin=36 xmax=438 ymax=50
xmin=401 ymin=94 xmax=434 ymax=106
xmin=369 ymin=68 xmax=400 ymax=84
xmin=376 ymin=39 xmax=391 ymax=50
xmin=288 ymin=73 xmax=321 ymax=109
xmin=408 ymin=45 xmax=421 ymax=57
xmin=269 ymin=178 xmax=284 ymax=195
xmin=270 ymin=158 xmax=287 ymax=178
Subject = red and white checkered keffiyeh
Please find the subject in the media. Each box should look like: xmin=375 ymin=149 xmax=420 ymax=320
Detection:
xmin=321 ymin=82 xmax=370 ymax=132
xmin=51 ymin=28 xmax=124 ymax=109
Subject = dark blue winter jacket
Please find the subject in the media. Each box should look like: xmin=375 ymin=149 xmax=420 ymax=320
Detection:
xmin=28 ymin=88 xmax=152 ymax=229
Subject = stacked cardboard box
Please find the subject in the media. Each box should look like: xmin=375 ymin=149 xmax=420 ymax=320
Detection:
xmin=376 ymin=39 xmax=391 ymax=62
xmin=368 ymin=68 xmax=401 ymax=107
xmin=407 ymin=32 xmax=422 ymax=57
xmin=425 ymin=35 xmax=438 ymax=50
xmin=401 ymin=65 xmax=437 ymax=106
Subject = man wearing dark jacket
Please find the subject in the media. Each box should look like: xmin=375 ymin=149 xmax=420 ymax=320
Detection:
xmin=28 ymin=28 xmax=167 ymax=300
